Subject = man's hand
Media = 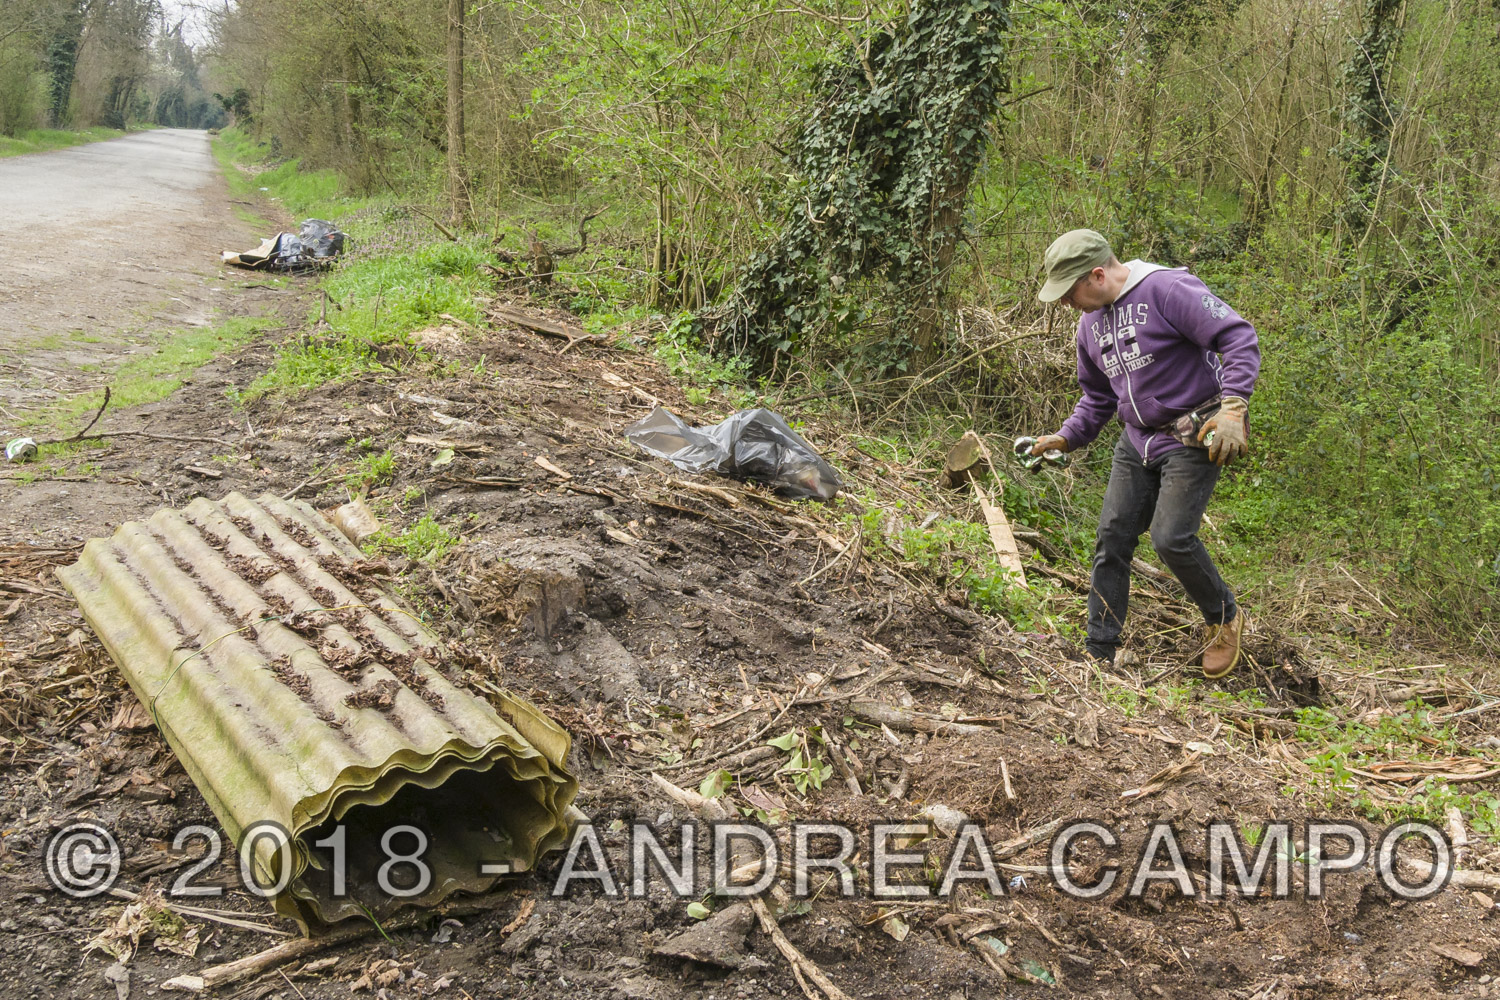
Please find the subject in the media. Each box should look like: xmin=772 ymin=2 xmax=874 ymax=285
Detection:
xmin=1030 ymin=434 xmax=1071 ymax=456
xmin=1198 ymin=397 xmax=1248 ymax=466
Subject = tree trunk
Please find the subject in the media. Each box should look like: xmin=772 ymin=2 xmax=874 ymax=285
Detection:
xmin=446 ymin=0 xmax=471 ymax=228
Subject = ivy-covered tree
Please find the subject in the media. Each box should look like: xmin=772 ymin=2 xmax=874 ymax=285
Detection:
xmin=1336 ymin=0 xmax=1404 ymax=234
xmin=713 ymin=0 xmax=1011 ymax=372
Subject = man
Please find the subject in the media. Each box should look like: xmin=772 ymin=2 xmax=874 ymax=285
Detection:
xmin=1030 ymin=229 xmax=1260 ymax=678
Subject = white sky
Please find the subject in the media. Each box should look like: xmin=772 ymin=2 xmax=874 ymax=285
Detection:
xmin=160 ymin=0 xmax=215 ymax=48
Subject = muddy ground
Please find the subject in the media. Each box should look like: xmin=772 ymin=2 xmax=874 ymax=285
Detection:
xmin=3 ymin=239 xmax=1500 ymax=998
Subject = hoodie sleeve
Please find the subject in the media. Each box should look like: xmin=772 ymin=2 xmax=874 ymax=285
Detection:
xmin=1159 ymin=273 xmax=1261 ymax=401
xmin=1057 ymin=323 xmax=1117 ymax=448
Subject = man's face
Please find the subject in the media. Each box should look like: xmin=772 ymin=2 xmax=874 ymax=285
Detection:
xmin=1059 ymin=268 xmax=1111 ymax=312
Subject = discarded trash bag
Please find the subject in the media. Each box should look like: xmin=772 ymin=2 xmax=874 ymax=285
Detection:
xmin=221 ymin=219 xmax=346 ymax=273
xmin=221 ymin=232 xmax=314 ymax=272
xmin=624 ymin=405 xmax=843 ymax=500
xmin=300 ymin=218 xmax=345 ymax=259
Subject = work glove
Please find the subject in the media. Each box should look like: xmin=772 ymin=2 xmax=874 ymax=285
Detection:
xmin=1029 ymin=433 xmax=1072 ymax=456
xmin=1198 ymin=396 xmax=1249 ymax=466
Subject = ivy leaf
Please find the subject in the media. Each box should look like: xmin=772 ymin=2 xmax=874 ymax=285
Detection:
xmin=698 ymin=769 xmax=733 ymax=799
xmin=767 ymin=729 xmax=799 ymax=752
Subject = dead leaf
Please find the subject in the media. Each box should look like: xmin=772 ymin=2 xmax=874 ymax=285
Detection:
xmin=881 ymin=914 xmax=910 ymax=942
xmin=501 ymin=898 xmax=536 ymax=936
xmin=86 ymin=890 xmax=198 ymax=962
xmin=534 ymin=455 xmax=571 ymax=479
xmin=740 ymin=783 xmax=788 ymax=816
xmin=109 ymin=695 xmax=153 ymax=731
xmin=1074 ymin=710 xmax=1099 ymax=748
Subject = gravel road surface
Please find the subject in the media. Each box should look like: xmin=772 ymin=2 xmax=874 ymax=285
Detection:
xmin=0 ymin=129 xmax=263 ymax=415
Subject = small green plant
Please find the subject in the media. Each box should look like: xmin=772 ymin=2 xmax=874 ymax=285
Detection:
xmin=347 ymin=449 xmax=396 ymax=489
xmin=768 ymin=727 xmax=834 ymax=796
xmin=369 ymin=512 xmax=458 ymax=561
xmin=654 ymin=313 xmax=760 ymax=410
xmin=699 ymin=769 xmax=734 ymax=799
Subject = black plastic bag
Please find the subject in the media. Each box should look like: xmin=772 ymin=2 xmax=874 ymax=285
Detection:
xmin=300 ymin=218 xmax=346 ymax=259
xmin=624 ymin=406 xmax=843 ymax=500
xmin=271 ymin=233 xmax=317 ymax=273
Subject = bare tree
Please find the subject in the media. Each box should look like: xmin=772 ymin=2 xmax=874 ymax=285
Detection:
xmin=446 ymin=0 xmax=470 ymax=228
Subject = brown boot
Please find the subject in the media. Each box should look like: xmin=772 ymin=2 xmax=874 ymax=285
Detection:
xmin=1202 ymin=610 xmax=1245 ymax=679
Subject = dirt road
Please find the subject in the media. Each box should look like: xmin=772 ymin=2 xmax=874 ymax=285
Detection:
xmin=0 ymin=128 xmax=262 ymax=415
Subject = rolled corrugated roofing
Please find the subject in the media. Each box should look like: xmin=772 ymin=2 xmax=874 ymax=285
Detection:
xmin=57 ymin=492 xmax=578 ymax=929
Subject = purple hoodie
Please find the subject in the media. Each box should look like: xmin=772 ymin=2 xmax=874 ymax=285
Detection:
xmin=1057 ymin=262 xmax=1260 ymax=463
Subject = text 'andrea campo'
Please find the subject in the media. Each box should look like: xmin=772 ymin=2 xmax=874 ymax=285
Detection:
xmin=549 ymin=819 xmax=1456 ymax=902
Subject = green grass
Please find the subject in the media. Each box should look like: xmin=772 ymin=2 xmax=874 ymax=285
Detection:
xmin=212 ymin=127 xmax=354 ymax=220
xmin=21 ymin=316 xmax=280 ymax=433
xmin=0 ymin=126 xmax=128 ymax=159
xmin=1291 ymin=702 xmax=1500 ymax=841
xmin=18 ymin=328 xmax=108 ymax=351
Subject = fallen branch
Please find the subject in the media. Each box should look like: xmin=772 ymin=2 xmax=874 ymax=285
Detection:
xmin=650 ymin=772 xmax=730 ymax=820
xmin=162 ymin=923 xmax=371 ymax=992
xmin=66 ymin=387 xmax=111 ymax=442
xmin=976 ymin=484 xmax=1026 ymax=587
xmin=33 ymin=387 xmax=115 ymax=446
xmin=63 ymin=430 xmax=239 ymax=448
xmin=1403 ymin=859 xmax=1500 ymax=891
xmin=749 ymin=896 xmax=852 ymax=1000
xmin=1121 ymin=752 xmax=1203 ymax=800
xmin=549 ymin=205 xmax=611 ymax=259
xmin=490 ymin=305 xmax=608 ymax=351
xmin=848 ymin=700 xmax=995 ymax=737
xmin=407 ymin=204 xmax=458 ymax=242
xmin=993 ymin=818 xmax=1064 ymax=860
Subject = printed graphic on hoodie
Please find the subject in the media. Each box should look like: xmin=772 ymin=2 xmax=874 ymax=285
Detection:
xmin=1092 ymin=302 xmax=1157 ymax=378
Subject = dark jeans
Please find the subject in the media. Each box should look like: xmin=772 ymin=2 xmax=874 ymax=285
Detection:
xmin=1086 ymin=435 xmax=1237 ymax=660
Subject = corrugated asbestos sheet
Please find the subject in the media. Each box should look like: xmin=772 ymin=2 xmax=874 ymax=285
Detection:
xmin=57 ymin=492 xmax=578 ymax=929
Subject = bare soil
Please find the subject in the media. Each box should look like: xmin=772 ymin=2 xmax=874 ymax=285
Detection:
xmin=1 ymin=299 xmax=1497 ymax=1000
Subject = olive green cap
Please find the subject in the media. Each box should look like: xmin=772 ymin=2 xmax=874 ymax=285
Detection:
xmin=1038 ymin=229 xmax=1114 ymax=303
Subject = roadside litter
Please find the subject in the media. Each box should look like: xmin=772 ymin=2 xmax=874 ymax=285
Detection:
xmin=222 ymin=218 xmax=346 ymax=273
xmin=5 ymin=437 xmax=37 ymax=463
xmin=624 ymin=405 xmax=842 ymax=500
xmin=56 ymin=491 xmax=579 ymax=929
